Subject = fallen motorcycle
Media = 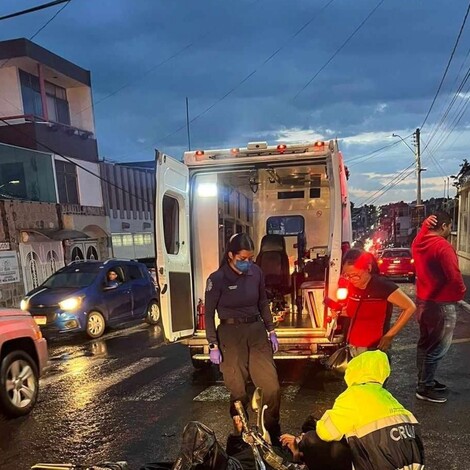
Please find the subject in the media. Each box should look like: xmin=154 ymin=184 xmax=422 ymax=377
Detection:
xmin=31 ymin=388 xmax=305 ymax=470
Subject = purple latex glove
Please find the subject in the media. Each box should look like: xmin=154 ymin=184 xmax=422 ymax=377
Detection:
xmin=209 ymin=348 xmax=222 ymax=365
xmin=269 ymin=331 xmax=279 ymax=353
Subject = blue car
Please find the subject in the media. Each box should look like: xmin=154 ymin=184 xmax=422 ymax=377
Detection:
xmin=20 ymin=260 xmax=160 ymax=338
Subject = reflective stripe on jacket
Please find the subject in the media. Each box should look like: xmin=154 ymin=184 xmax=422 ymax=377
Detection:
xmin=316 ymin=351 xmax=425 ymax=470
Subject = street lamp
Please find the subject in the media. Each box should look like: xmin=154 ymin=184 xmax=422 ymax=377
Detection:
xmin=0 ymin=180 xmax=20 ymax=190
xmin=392 ymin=133 xmax=414 ymax=153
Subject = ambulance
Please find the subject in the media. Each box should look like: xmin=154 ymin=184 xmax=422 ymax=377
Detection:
xmin=154 ymin=140 xmax=352 ymax=367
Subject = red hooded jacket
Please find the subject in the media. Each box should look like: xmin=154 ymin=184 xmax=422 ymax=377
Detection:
xmin=411 ymin=223 xmax=466 ymax=302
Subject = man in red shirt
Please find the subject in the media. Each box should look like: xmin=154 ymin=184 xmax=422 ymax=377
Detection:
xmin=412 ymin=211 xmax=466 ymax=403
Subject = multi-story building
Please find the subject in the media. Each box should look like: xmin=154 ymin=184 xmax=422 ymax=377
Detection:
xmin=0 ymin=38 xmax=110 ymax=307
xmin=100 ymin=161 xmax=155 ymax=259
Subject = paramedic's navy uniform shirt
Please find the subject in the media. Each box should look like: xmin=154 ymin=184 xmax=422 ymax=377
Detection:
xmin=204 ymin=263 xmax=275 ymax=344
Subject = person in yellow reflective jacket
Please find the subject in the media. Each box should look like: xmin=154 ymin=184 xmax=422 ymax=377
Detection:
xmin=281 ymin=351 xmax=425 ymax=470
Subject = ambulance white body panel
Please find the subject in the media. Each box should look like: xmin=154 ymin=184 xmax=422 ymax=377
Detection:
xmin=154 ymin=140 xmax=352 ymax=366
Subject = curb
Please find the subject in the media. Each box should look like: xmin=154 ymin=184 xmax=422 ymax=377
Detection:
xmin=458 ymin=300 xmax=470 ymax=313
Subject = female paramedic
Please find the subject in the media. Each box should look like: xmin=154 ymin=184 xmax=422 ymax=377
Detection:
xmin=204 ymin=233 xmax=281 ymax=443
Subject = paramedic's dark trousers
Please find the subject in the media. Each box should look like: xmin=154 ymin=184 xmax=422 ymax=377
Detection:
xmin=217 ymin=320 xmax=281 ymax=441
xmin=416 ymin=300 xmax=457 ymax=389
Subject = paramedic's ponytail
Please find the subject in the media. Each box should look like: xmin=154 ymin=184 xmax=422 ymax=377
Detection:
xmin=220 ymin=233 xmax=255 ymax=267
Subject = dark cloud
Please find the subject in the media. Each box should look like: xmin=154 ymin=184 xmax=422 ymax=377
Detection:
xmin=1 ymin=0 xmax=470 ymax=203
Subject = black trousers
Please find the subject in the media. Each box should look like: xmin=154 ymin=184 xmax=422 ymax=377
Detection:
xmin=217 ymin=320 xmax=281 ymax=440
xmin=299 ymin=431 xmax=352 ymax=470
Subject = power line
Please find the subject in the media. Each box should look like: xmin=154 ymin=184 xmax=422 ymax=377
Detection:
xmin=30 ymin=0 xmax=71 ymax=40
xmin=0 ymin=0 xmax=70 ymax=21
xmin=0 ymin=1 xmax=72 ymax=70
xmin=421 ymin=0 xmax=470 ymax=129
xmin=293 ymin=0 xmax=386 ymax=101
xmin=357 ymin=161 xmax=415 ymax=206
xmin=346 ymin=136 xmax=412 ymax=168
xmin=113 ymin=0 xmax=338 ymax=159
xmin=366 ymin=168 xmax=415 ymax=206
xmin=0 ymin=118 xmax=152 ymax=206
xmin=75 ymin=0 xmax=271 ymax=119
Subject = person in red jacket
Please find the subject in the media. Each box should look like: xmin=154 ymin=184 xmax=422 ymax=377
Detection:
xmin=411 ymin=211 xmax=466 ymax=403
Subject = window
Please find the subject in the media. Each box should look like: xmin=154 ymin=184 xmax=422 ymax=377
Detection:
xmin=86 ymin=246 xmax=99 ymax=260
xmin=71 ymin=247 xmax=84 ymax=261
xmin=55 ymin=160 xmax=79 ymax=204
xmin=122 ymin=234 xmax=133 ymax=246
xmin=127 ymin=264 xmax=144 ymax=280
xmin=19 ymin=70 xmax=70 ymax=125
xmin=267 ymin=215 xmax=305 ymax=236
xmin=133 ymin=234 xmax=144 ymax=245
xmin=277 ymin=190 xmax=305 ymax=199
xmin=163 ymin=195 xmax=180 ymax=254
xmin=112 ymin=235 xmax=123 ymax=247
xmin=309 ymin=175 xmax=321 ymax=199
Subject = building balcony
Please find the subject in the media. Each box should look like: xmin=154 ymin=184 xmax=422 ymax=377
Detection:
xmin=0 ymin=114 xmax=98 ymax=162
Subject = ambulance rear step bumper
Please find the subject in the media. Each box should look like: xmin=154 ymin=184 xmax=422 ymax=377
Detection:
xmin=191 ymin=352 xmax=327 ymax=361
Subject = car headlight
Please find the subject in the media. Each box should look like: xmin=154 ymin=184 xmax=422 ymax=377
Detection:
xmin=20 ymin=299 xmax=29 ymax=311
xmin=59 ymin=297 xmax=82 ymax=311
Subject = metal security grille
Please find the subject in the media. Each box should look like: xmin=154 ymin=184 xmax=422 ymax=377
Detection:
xmin=19 ymin=242 xmax=65 ymax=293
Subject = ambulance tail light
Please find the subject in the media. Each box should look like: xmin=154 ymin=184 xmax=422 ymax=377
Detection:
xmin=230 ymin=148 xmax=239 ymax=156
xmin=277 ymin=144 xmax=287 ymax=154
xmin=195 ymin=150 xmax=205 ymax=161
xmin=313 ymin=141 xmax=326 ymax=151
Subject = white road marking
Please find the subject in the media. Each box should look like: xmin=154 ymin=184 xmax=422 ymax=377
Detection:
xmin=68 ymin=357 xmax=164 ymax=409
xmin=41 ymin=357 xmax=112 ymax=387
xmin=123 ymin=364 xmax=193 ymax=401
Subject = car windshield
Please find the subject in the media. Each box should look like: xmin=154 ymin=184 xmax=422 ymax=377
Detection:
xmin=383 ymin=250 xmax=411 ymax=259
xmin=42 ymin=267 xmax=100 ymax=288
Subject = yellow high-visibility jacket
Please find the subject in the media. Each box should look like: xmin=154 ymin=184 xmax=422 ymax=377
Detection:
xmin=316 ymin=351 xmax=425 ymax=470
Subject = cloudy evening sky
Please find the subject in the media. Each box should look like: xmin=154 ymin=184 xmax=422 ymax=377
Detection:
xmin=1 ymin=0 xmax=470 ymax=205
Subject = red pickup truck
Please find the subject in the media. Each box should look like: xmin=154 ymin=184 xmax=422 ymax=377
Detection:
xmin=0 ymin=309 xmax=48 ymax=417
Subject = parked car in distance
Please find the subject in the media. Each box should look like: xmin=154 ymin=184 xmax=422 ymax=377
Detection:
xmin=21 ymin=259 xmax=160 ymax=339
xmin=0 ymin=308 xmax=48 ymax=417
xmin=378 ymin=248 xmax=415 ymax=282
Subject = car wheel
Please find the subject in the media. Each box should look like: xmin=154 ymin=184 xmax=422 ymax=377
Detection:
xmin=86 ymin=311 xmax=106 ymax=338
xmin=146 ymin=300 xmax=161 ymax=325
xmin=0 ymin=351 xmax=39 ymax=418
xmin=408 ymin=275 xmax=416 ymax=283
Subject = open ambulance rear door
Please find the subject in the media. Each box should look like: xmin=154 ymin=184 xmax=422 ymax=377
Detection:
xmin=155 ymin=150 xmax=195 ymax=341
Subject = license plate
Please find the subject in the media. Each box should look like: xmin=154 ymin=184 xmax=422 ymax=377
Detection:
xmin=393 ymin=260 xmax=400 ymax=264
xmin=34 ymin=316 xmax=47 ymax=325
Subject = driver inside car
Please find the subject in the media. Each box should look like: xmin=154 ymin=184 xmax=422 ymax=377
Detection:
xmin=106 ymin=269 xmax=121 ymax=288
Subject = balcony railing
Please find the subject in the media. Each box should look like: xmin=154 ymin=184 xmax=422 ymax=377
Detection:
xmin=61 ymin=204 xmax=105 ymax=216
xmin=0 ymin=114 xmax=94 ymax=139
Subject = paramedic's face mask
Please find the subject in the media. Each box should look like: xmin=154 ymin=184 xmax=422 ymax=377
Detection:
xmin=229 ymin=250 xmax=254 ymax=274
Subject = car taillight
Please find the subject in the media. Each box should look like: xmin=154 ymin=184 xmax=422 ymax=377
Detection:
xmin=378 ymin=259 xmax=384 ymax=265
xmin=410 ymin=259 xmax=414 ymax=264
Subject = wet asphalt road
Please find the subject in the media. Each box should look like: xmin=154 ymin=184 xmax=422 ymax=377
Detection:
xmin=1 ymin=283 xmax=470 ymax=470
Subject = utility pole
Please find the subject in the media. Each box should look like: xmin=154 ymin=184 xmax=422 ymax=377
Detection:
xmin=412 ymin=128 xmax=425 ymax=227
xmin=185 ymin=97 xmax=191 ymax=151
xmin=414 ymin=128 xmax=422 ymax=205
